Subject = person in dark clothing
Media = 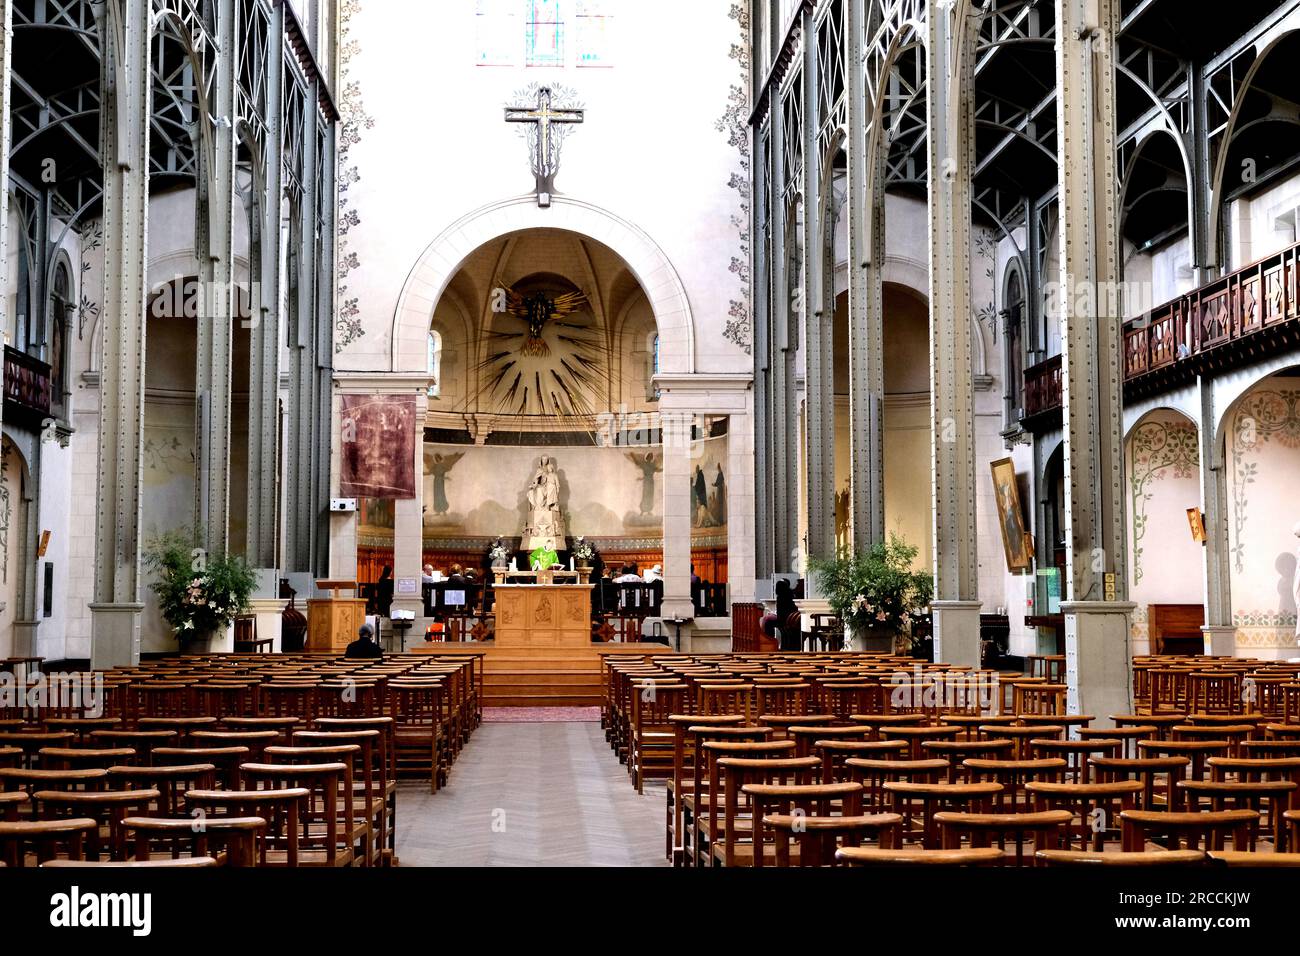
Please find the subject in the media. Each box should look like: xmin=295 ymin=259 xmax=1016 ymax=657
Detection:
xmin=761 ymin=579 xmax=803 ymax=651
xmin=345 ymin=623 xmax=383 ymax=659
xmin=376 ymin=566 xmax=394 ymax=617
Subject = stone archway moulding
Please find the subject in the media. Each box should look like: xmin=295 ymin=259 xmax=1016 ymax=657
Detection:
xmin=391 ymin=195 xmax=696 ymax=375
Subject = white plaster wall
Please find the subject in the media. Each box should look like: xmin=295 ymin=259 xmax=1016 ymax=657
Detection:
xmin=338 ymin=0 xmax=749 ymax=375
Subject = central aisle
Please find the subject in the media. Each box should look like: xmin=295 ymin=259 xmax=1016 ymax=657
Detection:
xmin=394 ymin=721 xmax=669 ymax=866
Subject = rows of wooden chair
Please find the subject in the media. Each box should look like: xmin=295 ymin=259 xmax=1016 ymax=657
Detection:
xmin=0 ymin=654 xmax=483 ymax=868
xmin=600 ymin=651 xmax=1300 ymax=867
xmin=1133 ymin=656 xmax=1300 ymax=719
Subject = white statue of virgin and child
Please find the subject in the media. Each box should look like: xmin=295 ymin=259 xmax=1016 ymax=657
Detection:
xmin=524 ymin=457 xmax=565 ymax=557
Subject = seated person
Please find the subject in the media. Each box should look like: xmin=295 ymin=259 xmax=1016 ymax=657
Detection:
xmin=643 ymin=563 xmax=663 ymax=584
xmin=422 ymin=564 xmax=441 ymax=584
xmin=345 ymin=623 xmax=383 ymax=659
xmin=613 ymin=563 xmax=642 ymax=584
xmin=447 ymin=563 xmax=466 ymax=585
xmin=425 ymin=615 xmax=446 ymax=643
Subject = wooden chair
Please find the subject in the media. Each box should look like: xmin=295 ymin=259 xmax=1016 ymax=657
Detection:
xmin=817 ymin=739 xmax=909 ymax=784
xmin=0 ymin=731 xmax=75 ymax=767
xmin=106 ymin=764 xmax=218 ymax=816
xmin=1014 ymin=683 xmax=1068 ymax=716
xmin=1113 ymin=713 xmax=1185 ymax=739
xmin=0 ymin=791 xmax=28 ymax=821
xmin=963 ymin=758 xmax=1068 ymax=813
xmin=1080 ymin=725 xmax=1154 ymax=759
xmin=238 ymin=761 xmax=356 ymax=867
xmin=185 ymin=788 xmax=310 ymax=867
xmin=31 ymin=788 xmax=161 ymax=861
xmin=991 ymin=724 xmax=1063 ymax=760
xmin=733 ymin=780 xmax=867 ymax=867
xmin=120 ymin=816 xmax=267 ymax=867
xmin=887 ymin=724 xmax=961 ymax=760
xmin=710 ymin=757 xmax=823 ymax=866
xmin=754 ymin=683 xmax=811 ymax=718
xmin=787 ymin=724 xmax=867 ymax=758
xmin=1137 ymin=738 xmax=1227 ymax=780
xmin=922 ymin=739 xmax=1015 ymax=781
xmin=846 ymin=758 xmax=950 ymax=812
xmin=697 ymin=684 xmax=754 ymax=722
xmin=1024 ymin=780 xmax=1143 ymax=850
xmin=764 ymin=812 xmax=903 ymax=866
xmin=42 ymin=717 xmax=123 ymax=742
xmin=41 ymin=856 xmax=220 ymax=868
xmin=1093 ymin=756 xmax=1192 ymax=811
xmin=1030 ymin=737 xmax=1121 ymax=784
xmin=1177 ymin=779 xmax=1296 ymax=850
xmin=1207 ymin=850 xmax=1300 ymax=867
xmin=293 ymin=730 xmax=390 ymax=865
xmin=692 ymin=740 xmax=795 ymax=866
xmin=1035 ymin=848 xmax=1206 ymax=866
xmin=836 ymin=846 xmax=1004 ymax=866
xmin=0 ymin=818 xmax=97 ymax=867
xmin=137 ymin=716 xmax=221 ymax=741
xmin=628 ymin=684 xmax=688 ymax=793
xmin=935 ymin=809 xmax=1074 ymax=866
xmin=1120 ymin=808 xmax=1256 ymax=852
xmin=1186 ymin=671 xmax=1242 ymax=716
xmin=153 ymin=747 xmax=250 ymax=791
xmin=664 ymin=715 xmax=746 ymax=865
xmin=883 ymin=781 xmax=1003 ymax=848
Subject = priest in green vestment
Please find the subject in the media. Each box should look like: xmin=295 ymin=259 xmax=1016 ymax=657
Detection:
xmin=529 ymin=538 xmax=560 ymax=571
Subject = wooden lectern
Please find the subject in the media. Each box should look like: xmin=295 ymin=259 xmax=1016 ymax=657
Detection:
xmin=306 ymin=579 xmax=368 ymax=653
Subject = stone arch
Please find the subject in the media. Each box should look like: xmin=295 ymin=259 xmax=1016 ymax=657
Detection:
xmin=392 ymin=196 xmax=695 ymax=375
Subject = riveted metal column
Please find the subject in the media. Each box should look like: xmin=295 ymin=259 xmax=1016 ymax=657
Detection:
xmin=846 ymin=0 xmax=885 ymax=553
xmin=801 ymin=7 xmax=834 ymax=574
xmin=246 ymin=2 xmax=287 ymax=575
xmin=1055 ymin=0 xmax=1133 ymax=720
xmin=771 ymin=83 xmax=794 ymax=574
xmin=926 ymin=0 xmax=982 ymax=667
xmin=285 ymin=87 xmax=320 ymax=578
xmin=89 ymin=0 xmax=153 ymax=668
xmin=194 ymin=0 xmax=239 ymax=555
xmin=1197 ymin=375 xmax=1235 ymax=655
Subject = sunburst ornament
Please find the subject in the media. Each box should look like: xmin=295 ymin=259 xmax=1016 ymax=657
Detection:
xmin=478 ymin=280 xmax=604 ymax=420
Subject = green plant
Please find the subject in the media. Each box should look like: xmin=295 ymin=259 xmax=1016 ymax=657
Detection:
xmin=143 ymin=528 xmax=257 ymax=642
xmin=808 ymin=535 xmax=934 ymax=637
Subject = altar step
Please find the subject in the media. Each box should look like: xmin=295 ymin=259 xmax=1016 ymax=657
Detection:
xmin=483 ymin=671 xmax=603 ymax=707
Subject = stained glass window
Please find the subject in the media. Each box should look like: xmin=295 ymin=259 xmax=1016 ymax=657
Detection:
xmin=475 ymin=0 xmax=518 ymax=67
xmin=575 ymin=0 xmax=614 ymax=67
xmin=526 ymin=0 xmax=565 ymax=67
xmin=651 ymin=333 xmax=661 ymax=400
xmin=428 ymin=330 xmax=442 ymax=398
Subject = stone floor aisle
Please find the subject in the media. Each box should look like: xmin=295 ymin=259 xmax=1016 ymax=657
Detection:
xmin=394 ymin=721 xmax=669 ymax=866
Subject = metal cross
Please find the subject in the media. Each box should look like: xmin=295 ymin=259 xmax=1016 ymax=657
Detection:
xmin=505 ymin=86 xmax=584 ymax=206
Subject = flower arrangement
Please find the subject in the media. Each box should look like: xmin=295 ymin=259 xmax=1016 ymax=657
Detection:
xmin=572 ymin=536 xmax=596 ymax=563
xmin=808 ymin=535 xmax=934 ymax=638
xmin=143 ymin=528 xmax=257 ymax=643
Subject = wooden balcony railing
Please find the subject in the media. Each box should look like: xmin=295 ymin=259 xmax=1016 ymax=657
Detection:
xmin=3 ymin=346 xmax=52 ymax=424
xmin=1123 ymin=242 xmax=1299 ymax=381
xmin=1023 ymin=354 xmax=1062 ymax=421
xmin=1023 ymin=240 xmax=1300 ymax=421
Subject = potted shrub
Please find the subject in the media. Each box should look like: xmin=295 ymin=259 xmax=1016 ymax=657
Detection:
xmin=144 ymin=528 xmax=257 ymax=653
xmin=808 ymin=535 xmax=934 ymax=653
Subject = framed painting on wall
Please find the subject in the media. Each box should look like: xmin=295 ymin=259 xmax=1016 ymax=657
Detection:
xmin=990 ymin=457 xmax=1032 ymax=573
